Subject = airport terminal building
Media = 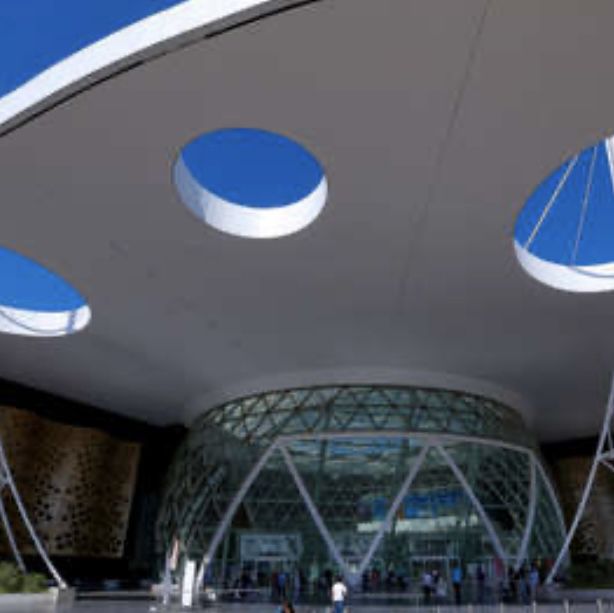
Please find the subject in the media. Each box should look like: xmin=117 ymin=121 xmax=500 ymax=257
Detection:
xmin=1 ymin=0 xmax=614 ymax=605
xmin=157 ymin=386 xmax=565 ymax=587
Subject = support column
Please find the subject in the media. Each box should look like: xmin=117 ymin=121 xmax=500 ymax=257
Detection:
xmin=546 ymin=374 xmax=614 ymax=583
xmin=436 ymin=443 xmax=508 ymax=563
xmin=357 ymin=444 xmax=429 ymax=577
xmin=0 ymin=495 xmax=24 ymax=572
xmin=279 ymin=445 xmax=351 ymax=579
xmin=199 ymin=442 xmax=278 ymax=581
xmin=534 ymin=460 xmax=566 ymax=544
xmin=0 ymin=440 xmax=66 ymax=587
xmin=515 ymin=453 xmax=537 ymax=569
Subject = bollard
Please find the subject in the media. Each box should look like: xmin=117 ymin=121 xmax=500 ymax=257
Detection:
xmin=597 ymin=599 xmax=604 ymax=613
xmin=532 ymin=600 xmax=537 ymax=613
xmin=564 ymin=599 xmax=571 ymax=613
xmin=468 ymin=604 xmax=474 ymax=613
xmin=500 ymin=600 xmax=505 ymax=613
xmin=181 ymin=559 xmax=197 ymax=608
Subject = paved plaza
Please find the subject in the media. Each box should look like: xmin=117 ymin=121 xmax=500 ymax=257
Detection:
xmin=0 ymin=600 xmax=610 ymax=613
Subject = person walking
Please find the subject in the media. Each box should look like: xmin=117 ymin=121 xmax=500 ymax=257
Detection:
xmin=452 ymin=563 xmax=463 ymax=606
xmin=518 ymin=566 xmax=529 ymax=605
xmin=331 ymin=575 xmax=348 ymax=613
xmin=529 ymin=564 xmax=540 ymax=603
xmin=293 ymin=569 xmax=301 ymax=602
xmin=277 ymin=570 xmax=287 ymax=599
xmin=421 ymin=569 xmax=433 ymax=605
xmin=476 ymin=564 xmax=486 ymax=604
xmin=432 ymin=569 xmax=440 ymax=593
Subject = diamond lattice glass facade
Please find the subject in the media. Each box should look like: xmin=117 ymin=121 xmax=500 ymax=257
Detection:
xmin=156 ymin=386 xmax=565 ymax=585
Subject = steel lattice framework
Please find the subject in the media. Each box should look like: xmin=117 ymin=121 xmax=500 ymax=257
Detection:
xmin=156 ymin=386 xmax=565 ymax=582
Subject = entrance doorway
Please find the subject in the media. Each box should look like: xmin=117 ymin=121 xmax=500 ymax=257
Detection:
xmin=410 ymin=555 xmax=459 ymax=602
xmin=238 ymin=533 xmax=302 ymax=599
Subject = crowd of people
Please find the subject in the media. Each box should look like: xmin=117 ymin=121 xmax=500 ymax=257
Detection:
xmin=227 ymin=560 xmax=545 ymax=609
xmin=504 ymin=564 xmax=542 ymax=604
xmin=420 ymin=564 xmax=465 ymax=605
xmin=419 ymin=562 xmax=543 ymax=606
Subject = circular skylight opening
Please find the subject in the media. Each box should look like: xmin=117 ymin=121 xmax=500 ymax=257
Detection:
xmin=174 ymin=128 xmax=328 ymax=238
xmin=515 ymin=136 xmax=614 ymax=292
xmin=0 ymin=247 xmax=90 ymax=337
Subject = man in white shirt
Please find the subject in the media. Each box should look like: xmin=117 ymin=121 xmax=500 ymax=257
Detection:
xmin=331 ymin=576 xmax=347 ymax=613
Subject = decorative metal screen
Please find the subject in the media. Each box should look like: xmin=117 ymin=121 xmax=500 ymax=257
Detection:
xmin=0 ymin=407 xmax=141 ymax=558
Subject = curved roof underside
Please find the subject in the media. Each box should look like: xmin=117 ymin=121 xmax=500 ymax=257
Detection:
xmin=1 ymin=0 xmax=614 ymax=441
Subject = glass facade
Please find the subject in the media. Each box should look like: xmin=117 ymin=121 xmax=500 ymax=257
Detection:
xmin=156 ymin=386 xmax=565 ymax=588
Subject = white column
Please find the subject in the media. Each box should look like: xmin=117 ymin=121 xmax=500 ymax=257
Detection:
xmin=534 ymin=460 xmax=566 ymax=543
xmin=600 ymin=459 xmax=614 ymax=475
xmin=279 ymin=445 xmax=351 ymax=578
xmin=436 ymin=443 xmax=508 ymax=563
xmin=199 ymin=441 xmax=278 ymax=580
xmin=546 ymin=374 xmax=614 ymax=584
xmin=0 ymin=441 xmax=66 ymax=587
xmin=357 ymin=444 xmax=429 ymax=577
xmin=515 ymin=453 xmax=537 ymax=569
xmin=181 ymin=559 xmax=197 ymax=608
xmin=0 ymin=494 xmax=24 ymax=572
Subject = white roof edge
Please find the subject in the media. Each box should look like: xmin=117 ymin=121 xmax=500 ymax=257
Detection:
xmin=0 ymin=0 xmax=290 ymax=130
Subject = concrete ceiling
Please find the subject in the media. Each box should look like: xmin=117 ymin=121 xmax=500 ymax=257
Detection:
xmin=0 ymin=0 xmax=613 ymax=441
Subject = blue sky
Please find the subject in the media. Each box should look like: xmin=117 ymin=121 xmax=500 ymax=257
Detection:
xmin=0 ymin=1 xmax=187 ymax=98
xmin=181 ymin=128 xmax=324 ymax=208
xmin=515 ymin=141 xmax=614 ymax=267
xmin=0 ymin=247 xmax=85 ymax=312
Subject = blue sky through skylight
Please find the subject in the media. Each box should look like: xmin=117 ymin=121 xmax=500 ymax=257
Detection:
xmin=175 ymin=128 xmax=328 ymax=238
xmin=0 ymin=247 xmax=86 ymax=312
xmin=515 ymin=139 xmax=614 ymax=267
xmin=0 ymin=1 xmax=186 ymax=98
xmin=180 ymin=128 xmax=325 ymax=209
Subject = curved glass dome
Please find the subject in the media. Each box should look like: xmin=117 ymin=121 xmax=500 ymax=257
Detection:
xmin=515 ymin=136 xmax=614 ymax=291
xmin=157 ymin=386 xmax=565 ymax=592
xmin=0 ymin=247 xmax=90 ymax=336
xmin=174 ymin=128 xmax=328 ymax=238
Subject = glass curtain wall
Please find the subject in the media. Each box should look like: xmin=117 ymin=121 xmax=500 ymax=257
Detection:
xmin=157 ymin=386 xmax=565 ymax=593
